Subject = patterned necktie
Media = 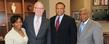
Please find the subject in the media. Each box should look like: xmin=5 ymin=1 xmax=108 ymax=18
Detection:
xmin=80 ymin=22 xmax=85 ymax=32
xmin=56 ymin=17 xmax=60 ymax=32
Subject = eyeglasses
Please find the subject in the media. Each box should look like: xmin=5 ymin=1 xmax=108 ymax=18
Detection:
xmin=34 ymin=7 xmax=44 ymax=9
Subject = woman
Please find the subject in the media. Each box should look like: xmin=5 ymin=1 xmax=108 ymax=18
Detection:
xmin=5 ymin=15 xmax=28 ymax=44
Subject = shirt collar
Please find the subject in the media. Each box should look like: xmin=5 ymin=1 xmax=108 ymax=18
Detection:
xmin=56 ymin=14 xmax=64 ymax=22
xmin=34 ymin=15 xmax=42 ymax=20
xmin=83 ymin=18 xmax=89 ymax=25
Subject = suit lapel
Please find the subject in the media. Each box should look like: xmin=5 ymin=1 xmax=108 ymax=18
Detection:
xmin=77 ymin=22 xmax=81 ymax=38
xmin=53 ymin=16 xmax=57 ymax=32
xmin=79 ymin=19 xmax=92 ymax=37
xmin=82 ymin=19 xmax=92 ymax=33
xmin=30 ymin=15 xmax=37 ymax=38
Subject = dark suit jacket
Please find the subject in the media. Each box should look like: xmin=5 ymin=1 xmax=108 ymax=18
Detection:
xmin=50 ymin=14 xmax=77 ymax=44
xmin=23 ymin=15 xmax=50 ymax=44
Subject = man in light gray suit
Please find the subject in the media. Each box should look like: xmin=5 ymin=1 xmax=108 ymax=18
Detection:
xmin=23 ymin=1 xmax=50 ymax=44
xmin=77 ymin=8 xmax=103 ymax=44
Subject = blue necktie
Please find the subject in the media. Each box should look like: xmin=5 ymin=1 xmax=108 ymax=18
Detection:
xmin=80 ymin=22 xmax=85 ymax=32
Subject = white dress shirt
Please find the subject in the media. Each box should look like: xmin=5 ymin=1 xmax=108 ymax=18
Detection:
xmin=34 ymin=15 xmax=42 ymax=36
xmin=55 ymin=15 xmax=64 ymax=27
xmin=5 ymin=27 xmax=28 ymax=44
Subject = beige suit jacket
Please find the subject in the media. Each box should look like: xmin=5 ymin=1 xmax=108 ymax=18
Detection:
xmin=77 ymin=19 xmax=103 ymax=44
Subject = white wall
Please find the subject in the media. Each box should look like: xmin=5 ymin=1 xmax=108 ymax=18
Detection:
xmin=99 ymin=22 xmax=109 ymax=32
xmin=84 ymin=0 xmax=92 ymax=15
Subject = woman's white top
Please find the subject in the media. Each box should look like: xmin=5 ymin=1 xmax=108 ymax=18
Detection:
xmin=4 ymin=27 xmax=28 ymax=44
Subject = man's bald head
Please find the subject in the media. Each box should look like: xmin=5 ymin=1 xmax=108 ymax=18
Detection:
xmin=80 ymin=8 xmax=90 ymax=15
xmin=34 ymin=1 xmax=44 ymax=9
xmin=33 ymin=1 xmax=44 ymax=16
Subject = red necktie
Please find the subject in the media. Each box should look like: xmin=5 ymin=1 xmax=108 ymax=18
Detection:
xmin=56 ymin=17 xmax=60 ymax=31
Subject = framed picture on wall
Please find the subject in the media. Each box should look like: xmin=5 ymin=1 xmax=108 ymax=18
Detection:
xmin=71 ymin=11 xmax=80 ymax=21
xmin=93 ymin=0 xmax=108 ymax=6
xmin=94 ymin=0 xmax=100 ymax=5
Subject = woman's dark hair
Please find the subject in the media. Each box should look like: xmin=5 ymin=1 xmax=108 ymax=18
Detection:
xmin=10 ymin=15 xmax=23 ymax=24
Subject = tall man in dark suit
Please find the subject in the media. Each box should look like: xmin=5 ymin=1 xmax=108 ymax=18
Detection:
xmin=50 ymin=2 xmax=77 ymax=44
xmin=23 ymin=1 xmax=50 ymax=44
